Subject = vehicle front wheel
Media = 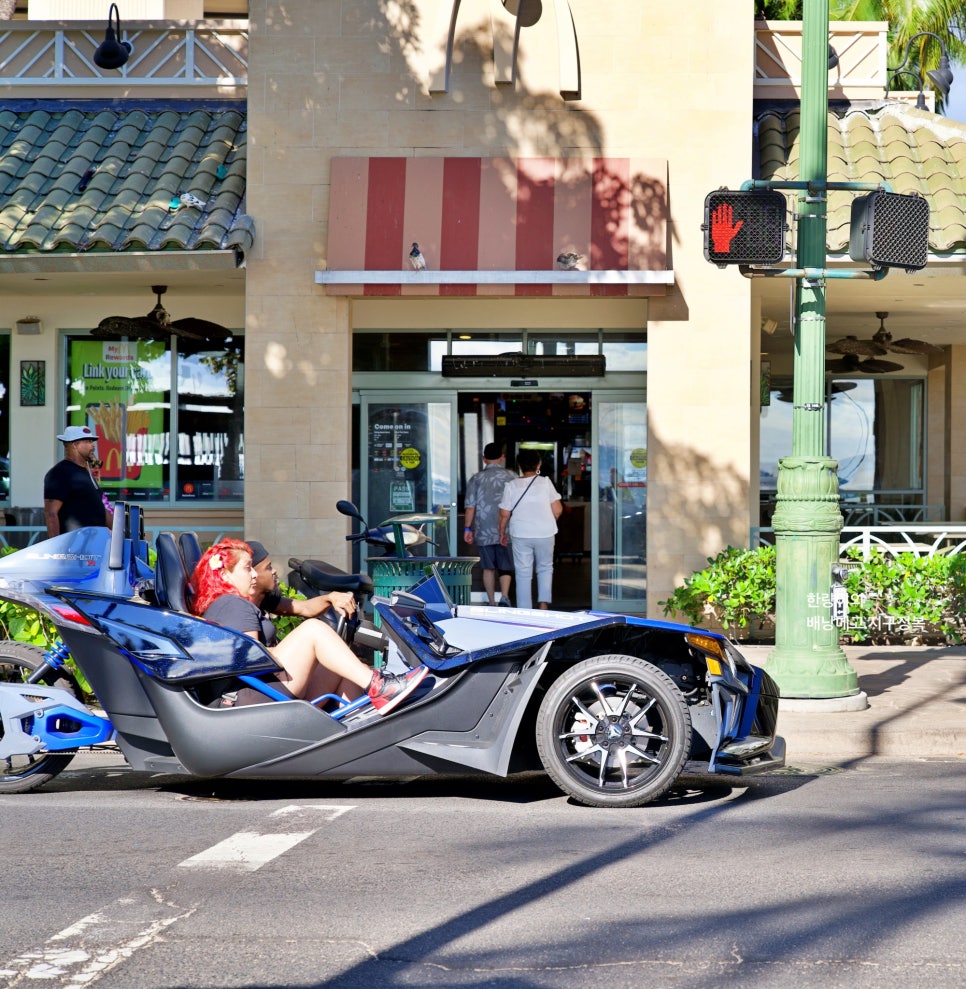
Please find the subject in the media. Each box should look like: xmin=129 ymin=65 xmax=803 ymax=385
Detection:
xmin=0 ymin=641 xmax=79 ymax=794
xmin=536 ymin=654 xmax=692 ymax=808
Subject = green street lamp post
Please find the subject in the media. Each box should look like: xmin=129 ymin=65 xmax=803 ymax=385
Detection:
xmin=764 ymin=0 xmax=859 ymax=699
xmin=702 ymin=4 xmax=936 ymax=697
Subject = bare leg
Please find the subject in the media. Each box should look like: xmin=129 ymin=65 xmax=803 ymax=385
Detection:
xmin=482 ymin=567 xmax=497 ymax=605
xmin=270 ymin=619 xmax=371 ymax=700
xmin=499 ymin=573 xmax=512 ymax=600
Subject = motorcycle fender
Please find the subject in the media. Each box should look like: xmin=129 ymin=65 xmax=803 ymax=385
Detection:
xmin=0 ymin=682 xmax=112 ymax=758
xmin=396 ymin=643 xmax=551 ymax=776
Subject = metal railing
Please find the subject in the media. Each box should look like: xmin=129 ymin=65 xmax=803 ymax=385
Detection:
xmin=839 ymin=504 xmax=946 ymax=526
xmin=753 ymin=524 xmax=966 ymax=558
xmin=0 ymin=21 xmax=247 ymax=88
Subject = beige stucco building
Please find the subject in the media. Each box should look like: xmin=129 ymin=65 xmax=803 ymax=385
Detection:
xmin=3 ymin=1 xmax=966 ymax=615
xmin=242 ymin=0 xmax=756 ymax=614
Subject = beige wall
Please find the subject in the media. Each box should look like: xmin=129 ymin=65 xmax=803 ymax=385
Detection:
xmin=245 ymin=0 xmax=757 ymax=611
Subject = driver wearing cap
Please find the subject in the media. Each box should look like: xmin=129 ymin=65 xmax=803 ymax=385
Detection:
xmin=247 ymin=540 xmax=356 ymax=622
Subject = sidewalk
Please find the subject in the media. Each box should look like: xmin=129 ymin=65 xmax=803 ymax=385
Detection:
xmin=740 ymin=644 xmax=966 ymax=764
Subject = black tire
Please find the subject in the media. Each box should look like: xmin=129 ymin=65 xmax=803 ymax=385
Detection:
xmin=0 ymin=641 xmax=80 ymax=794
xmin=536 ymin=654 xmax=692 ymax=808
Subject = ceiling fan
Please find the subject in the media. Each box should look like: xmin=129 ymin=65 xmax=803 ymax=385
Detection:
xmin=869 ymin=311 xmax=943 ymax=355
xmin=776 ymin=381 xmax=857 ymax=403
xmin=92 ymin=285 xmax=232 ymax=342
xmin=826 ymin=352 xmax=904 ymax=375
xmin=827 ymin=311 xmax=942 ymax=358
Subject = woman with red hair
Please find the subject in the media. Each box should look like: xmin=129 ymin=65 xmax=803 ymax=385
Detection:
xmin=189 ymin=539 xmax=427 ymax=713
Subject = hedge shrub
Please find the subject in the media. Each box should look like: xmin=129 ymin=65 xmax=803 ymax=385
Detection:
xmin=660 ymin=544 xmax=966 ymax=645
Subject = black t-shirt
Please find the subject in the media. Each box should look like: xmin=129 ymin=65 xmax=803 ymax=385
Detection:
xmin=204 ymin=594 xmax=278 ymax=647
xmin=261 ymin=587 xmax=283 ymax=613
xmin=43 ymin=459 xmax=106 ymax=532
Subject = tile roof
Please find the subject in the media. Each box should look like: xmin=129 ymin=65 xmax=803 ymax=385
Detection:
xmin=0 ymin=103 xmax=253 ymax=258
xmin=755 ymin=104 xmax=966 ymax=254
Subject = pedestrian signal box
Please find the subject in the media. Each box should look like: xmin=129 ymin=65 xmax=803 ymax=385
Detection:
xmin=849 ymin=192 xmax=929 ymax=271
xmin=703 ymin=189 xmax=787 ymax=266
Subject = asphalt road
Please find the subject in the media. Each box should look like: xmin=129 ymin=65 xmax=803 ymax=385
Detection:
xmin=0 ymin=755 xmax=963 ymax=989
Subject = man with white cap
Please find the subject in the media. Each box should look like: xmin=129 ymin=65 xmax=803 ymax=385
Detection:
xmin=43 ymin=425 xmax=114 ymax=538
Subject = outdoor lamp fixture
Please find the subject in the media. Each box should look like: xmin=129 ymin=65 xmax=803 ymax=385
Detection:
xmin=501 ymin=0 xmax=542 ymax=28
xmin=886 ymin=30 xmax=954 ymax=110
xmin=15 ymin=317 xmax=42 ymax=335
xmin=93 ymin=4 xmax=133 ymax=70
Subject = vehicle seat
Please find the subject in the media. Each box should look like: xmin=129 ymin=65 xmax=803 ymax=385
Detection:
xmin=179 ymin=531 xmax=202 ymax=578
xmin=154 ymin=531 xmax=191 ymax=613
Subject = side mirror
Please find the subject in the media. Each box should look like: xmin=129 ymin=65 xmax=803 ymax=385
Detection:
xmin=389 ymin=590 xmax=427 ymax=614
xmin=336 ymin=500 xmax=366 ymax=523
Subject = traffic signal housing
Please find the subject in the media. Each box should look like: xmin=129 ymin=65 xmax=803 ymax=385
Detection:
xmin=703 ymin=189 xmax=787 ymax=266
xmin=849 ymin=191 xmax=929 ymax=271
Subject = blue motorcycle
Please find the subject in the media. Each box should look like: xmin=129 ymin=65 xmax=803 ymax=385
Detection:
xmin=0 ymin=503 xmax=784 ymax=806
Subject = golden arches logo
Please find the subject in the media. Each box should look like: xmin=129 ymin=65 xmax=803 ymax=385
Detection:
xmin=104 ymin=446 xmax=123 ymax=477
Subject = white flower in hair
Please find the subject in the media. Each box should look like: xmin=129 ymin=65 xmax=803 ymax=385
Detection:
xmin=209 ymin=553 xmax=224 ymax=571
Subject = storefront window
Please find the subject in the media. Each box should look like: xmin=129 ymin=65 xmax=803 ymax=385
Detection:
xmin=354 ymin=330 xmax=645 ymax=373
xmin=176 ymin=338 xmax=245 ymax=501
xmin=759 ymin=375 xmax=925 ymax=505
xmin=0 ymin=334 xmax=9 ymax=504
xmin=597 ymin=399 xmax=647 ymax=605
xmin=528 ymin=331 xmax=647 ymax=371
xmin=441 ymin=333 xmax=524 ymax=369
xmin=353 ymin=331 xmax=449 ymax=372
xmin=65 ymin=335 xmax=244 ymax=504
xmin=829 ymin=377 xmax=924 ymax=494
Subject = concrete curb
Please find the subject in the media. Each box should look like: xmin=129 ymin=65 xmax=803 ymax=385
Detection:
xmin=738 ymin=644 xmax=966 ymax=763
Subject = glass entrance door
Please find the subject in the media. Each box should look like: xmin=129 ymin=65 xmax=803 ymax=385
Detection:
xmin=594 ymin=395 xmax=647 ymax=611
xmin=357 ymin=388 xmax=646 ymax=610
xmin=359 ymin=392 xmax=458 ymax=559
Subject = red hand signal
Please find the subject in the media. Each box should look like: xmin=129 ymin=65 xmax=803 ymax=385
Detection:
xmin=711 ymin=202 xmax=743 ymax=253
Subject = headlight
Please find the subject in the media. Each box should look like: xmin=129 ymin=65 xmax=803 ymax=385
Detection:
xmin=685 ymin=632 xmax=737 ymax=677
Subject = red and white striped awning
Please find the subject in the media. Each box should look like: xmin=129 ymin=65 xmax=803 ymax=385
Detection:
xmin=318 ymin=156 xmax=671 ymax=297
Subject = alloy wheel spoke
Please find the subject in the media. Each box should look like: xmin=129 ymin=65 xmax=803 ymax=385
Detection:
xmin=631 ymin=725 xmax=667 ymax=743
xmin=597 ymin=745 xmax=610 ymax=785
xmin=565 ymin=741 xmax=605 ymax=765
xmin=570 ymin=694 xmax=599 ymax=727
xmin=625 ymin=742 xmax=662 ymax=765
xmin=616 ymin=748 xmax=630 ymax=787
xmin=589 ymin=680 xmax=611 ymax=711
xmin=627 ymin=693 xmax=656 ymax=721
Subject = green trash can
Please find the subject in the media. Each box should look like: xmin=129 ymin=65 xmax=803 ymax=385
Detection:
xmin=367 ymin=556 xmax=478 ymax=625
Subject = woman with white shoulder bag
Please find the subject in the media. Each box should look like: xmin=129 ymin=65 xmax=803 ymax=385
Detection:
xmin=497 ymin=448 xmax=563 ymax=610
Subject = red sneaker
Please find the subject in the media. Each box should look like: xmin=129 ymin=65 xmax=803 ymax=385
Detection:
xmin=367 ymin=666 xmax=429 ymax=715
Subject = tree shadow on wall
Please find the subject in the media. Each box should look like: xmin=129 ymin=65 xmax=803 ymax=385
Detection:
xmin=379 ymin=0 xmax=669 ymax=265
xmin=647 ymin=429 xmax=752 ymax=612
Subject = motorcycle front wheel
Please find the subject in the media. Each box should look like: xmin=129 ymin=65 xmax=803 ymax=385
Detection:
xmin=0 ymin=641 xmax=80 ymax=794
xmin=536 ymin=654 xmax=692 ymax=808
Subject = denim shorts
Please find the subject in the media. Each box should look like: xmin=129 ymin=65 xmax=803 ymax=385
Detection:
xmin=478 ymin=543 xmax=514 ymax=573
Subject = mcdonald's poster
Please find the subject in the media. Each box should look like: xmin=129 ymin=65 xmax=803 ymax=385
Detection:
xmin=68 ymin=339 xmax=167 ymax=493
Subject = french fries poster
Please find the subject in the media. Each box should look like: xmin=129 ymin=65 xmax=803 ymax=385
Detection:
xmin=69 ymin=340 xmax=165 ymax=491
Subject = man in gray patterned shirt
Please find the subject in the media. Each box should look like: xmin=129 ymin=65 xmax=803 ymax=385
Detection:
xmin=463 ymin=442 xmax=516 ymax=606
